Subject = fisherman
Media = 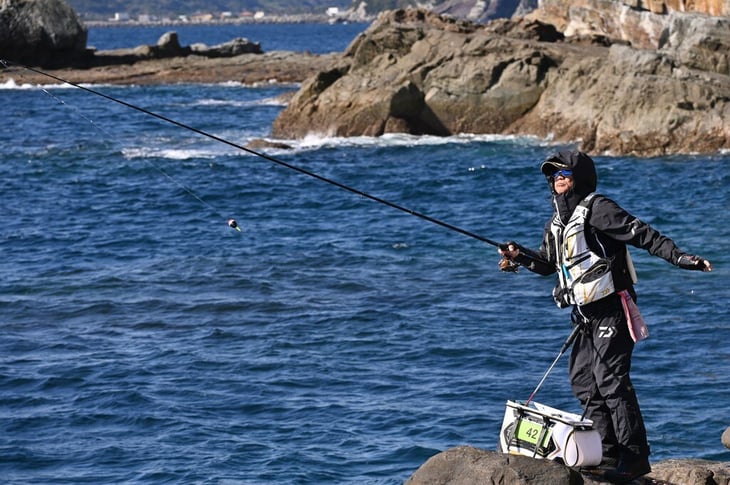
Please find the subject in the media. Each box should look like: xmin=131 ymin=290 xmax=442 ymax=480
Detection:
xmin=499 ymin=150 xmax=712 ymax=482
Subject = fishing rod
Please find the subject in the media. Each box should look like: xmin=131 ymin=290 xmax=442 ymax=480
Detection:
xmin=3 ymin=59 xmax=504 ymax=247
xmin=524 ymin=323 xmax=580 ymax=406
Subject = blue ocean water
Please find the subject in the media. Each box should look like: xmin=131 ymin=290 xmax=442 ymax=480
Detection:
xmin=2 ymin=23 xmax=730 ymax=484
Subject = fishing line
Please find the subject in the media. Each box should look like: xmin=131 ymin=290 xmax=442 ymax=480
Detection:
xmin=3 ymin=60 xmax=241 ymax=231
xmin=3 ymin=60 xmax=501 ymax=246
xmin=41 ymin=84 xmax=227 ymax=221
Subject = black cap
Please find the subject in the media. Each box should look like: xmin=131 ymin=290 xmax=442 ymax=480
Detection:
xmin=540 ymin=150 xmax=598 ymax=196
xmin=540 ymin=156 xmax=570 ymax=177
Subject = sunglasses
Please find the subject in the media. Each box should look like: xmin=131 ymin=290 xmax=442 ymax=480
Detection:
xmin=553 ymin=169 xmax=573 ymax=179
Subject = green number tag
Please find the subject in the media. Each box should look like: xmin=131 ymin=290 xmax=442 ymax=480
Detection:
xmin=516 ymin=420 xmax=551 ymax=446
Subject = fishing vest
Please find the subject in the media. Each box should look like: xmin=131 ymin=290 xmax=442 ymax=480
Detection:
xmin=550 ymin=193 xmax=635 ymax=307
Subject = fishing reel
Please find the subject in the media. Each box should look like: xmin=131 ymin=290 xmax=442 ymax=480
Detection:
xmin=499 ymin=257 xmax=519 ymax=272
xmin=498 ymin=242 xmax=520 ymax=272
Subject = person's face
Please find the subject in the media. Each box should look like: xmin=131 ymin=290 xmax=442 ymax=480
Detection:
xmin=553 ymin=169 xmax=574 ymax=194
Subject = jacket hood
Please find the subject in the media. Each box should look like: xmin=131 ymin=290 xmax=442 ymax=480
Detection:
xmin=540 ymin=150 xmax=597 ymax=197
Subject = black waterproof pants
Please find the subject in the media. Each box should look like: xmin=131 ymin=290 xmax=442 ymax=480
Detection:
xmin=569 ymin=294 xmax=650 ymax=461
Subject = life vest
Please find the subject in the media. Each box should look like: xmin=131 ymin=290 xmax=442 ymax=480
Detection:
xmin=549 ymin=193 xmax=636 ymax=307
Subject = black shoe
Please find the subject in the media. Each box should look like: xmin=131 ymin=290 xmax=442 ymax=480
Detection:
xmin=577 ymin=457 xmax=617 ymax=476
xmin=601 ymin=454 xmax=651 ymax=483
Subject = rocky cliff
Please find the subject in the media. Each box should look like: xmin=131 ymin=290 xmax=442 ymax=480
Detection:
xmin=270 ymin=7 xmax=730 ymax=156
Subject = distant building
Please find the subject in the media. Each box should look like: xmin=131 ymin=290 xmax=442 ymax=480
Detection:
xmin=112 ymin=12 xmax=130 ymax=22
xmin=326 ymin=7 xmax=340 ymax=16
xmin=190 ymin=12 xmax=214 ymax=22
xmin=254 ymin=11 xmax=265 ymax=20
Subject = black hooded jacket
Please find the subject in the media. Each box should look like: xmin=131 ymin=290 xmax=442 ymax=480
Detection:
xmin=515 ymin=151 xmax=687 ymax=298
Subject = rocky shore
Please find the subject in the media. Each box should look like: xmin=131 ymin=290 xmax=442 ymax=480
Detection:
xmin=2 ymin=49 xmax=337 ymax=87
xmin=0 ymin=0 xmax=337 ymax=85
xmin=0 ymin=31 xmax=337 ymax=86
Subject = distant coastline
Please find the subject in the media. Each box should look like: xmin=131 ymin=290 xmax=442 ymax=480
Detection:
xmin=84 ymin=14 xmax=373 ymax=28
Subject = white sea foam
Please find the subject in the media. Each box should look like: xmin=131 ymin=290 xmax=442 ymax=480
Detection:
xmin=122 ymin=132 xmax=550 ymax=161
xmin=193 ymin=99 xmax=252 ymax=108
xmin=281 ymin=132 xmax=549 ymax=152
xmin=0 ymin=75 xmax=293 ymax=91
xmin=123 ymin=146 xmax=224 ymax=160
xmin=193 ymin=96 xmax=287 ymax=108
xmin=0 ymin=79 xmax=26 ymax=89
xmin=196 ymin=80 xmax=299 ymax=89
xmin=0 ymin=78 xmax=117 ymax=90
xmin=0 ymin=78 xmax=62 ymax=90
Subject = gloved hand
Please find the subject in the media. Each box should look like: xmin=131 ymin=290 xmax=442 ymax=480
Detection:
xmin=677 ymin=254 xmax=713 ymax=272
xmin=498 ymin=241 xmax=521 ymax=272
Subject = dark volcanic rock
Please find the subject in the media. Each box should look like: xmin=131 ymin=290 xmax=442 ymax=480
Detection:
xmin=405 ymin=446 xmax=579 ymax=484
xmin=406 ymin=446 xmax=730 ymax=485
xmin=245 ymin=138 xmax=294 ymax=150
xmin=88 ymin=31 xmax=261 ymax=66
xmin=191 ymin=37 xmax=263 ymax=57
xmin=0 ymin=0 xmax=87 ymax=67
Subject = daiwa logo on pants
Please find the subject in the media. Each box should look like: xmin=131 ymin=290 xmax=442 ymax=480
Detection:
xmin=599 ymin=325 xmax=616 ymax=338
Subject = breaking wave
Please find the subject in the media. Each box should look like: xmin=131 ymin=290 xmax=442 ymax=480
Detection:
xmin=120 ymin=132 xmax=551 ymax=161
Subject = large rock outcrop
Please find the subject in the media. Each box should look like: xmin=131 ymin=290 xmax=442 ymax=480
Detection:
xmin=0 ymin=0 xmax=87 ymax=67
xmin=270 ymin=8 xmax=730 ymax=156
xmin=406 ymin=446 xmax=730 ymax=485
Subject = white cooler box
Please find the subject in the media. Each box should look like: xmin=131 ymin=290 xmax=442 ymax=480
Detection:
xmin=499 ymin=400 xmax=602 ymax=467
